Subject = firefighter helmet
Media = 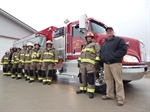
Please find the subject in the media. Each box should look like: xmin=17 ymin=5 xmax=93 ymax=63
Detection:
xmin=27 ymin=42 xmax=33 ymax=47
xmin=85 ymin=32 xmax=94 ymax=38
xmin=6 ymin=50 xmax=9 ymax=53
xmin=34 ymin=42 xmax=41 ymax=47
xmin=10 ymin=47 xmax=13 ymax=50
xmin=46 ymin=40 xmax=53 ymax=45
xmin=16 ymin=46 xmax=21 ymax=49
xmin=5 ymin=50 xmax=9 ymax=54
xmin=23 ymin=44 xmax=27 ymax=47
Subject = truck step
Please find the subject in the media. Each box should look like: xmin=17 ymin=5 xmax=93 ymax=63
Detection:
xmin=58 ymin=60 xmax=79 ymax=77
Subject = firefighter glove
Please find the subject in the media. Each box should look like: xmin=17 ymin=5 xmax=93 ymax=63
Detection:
xmin=95 ymin=61 xmax=100 ymax=70
xmin=77 ymin=61 xmax=81 ymax=68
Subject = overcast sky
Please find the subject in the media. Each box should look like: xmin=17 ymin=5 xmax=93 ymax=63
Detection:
xmin=0 ymin=0 xmax=150 ymax=61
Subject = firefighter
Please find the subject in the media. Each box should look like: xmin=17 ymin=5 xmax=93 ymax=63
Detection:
xmin=17 ymin=44 xmax=27 ymax=79
xmin=40 ymin=40 xmax=58 ymax=85
xmin=8 ymin=47 xmax=16 ymax=76
xmin=77 ymin=45 xmax=84 ymax=86
xmin=11 ymin=46 xmax=21 ymax=78
xmin=29 ymin=42 xmax=42 ymax=83
xmin=0 ymin=51 xmax=10 ymax=76
xmin=76 ymin=32 xmax=100 ymax=99
xmin=7 ymin=47 xmax=14 ymax=76
xmin=6 ymin=48 xmax=13 ymax=76
xmin=6 ymin=50 xmax=12 ymax=76
xmin=24 ymin=42 xmax=33 ymax=81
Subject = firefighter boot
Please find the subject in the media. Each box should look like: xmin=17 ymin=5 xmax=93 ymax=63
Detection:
xmin=47 ymin=78 xmax=52 ymax=85
xmin=47 ymin=82 xmax=51 ymax=85
xmin=16 ymin=74 xmax=22 ymax=80
xmin=43 ymin=80 xmax=47 ymax=85
xmin=76 ymin=90 xmax=86 ymax=94
xmin=89 ymin=92 xmax=94 ymax=99
xmin=25 ymin=77 xmax=29 ymax=81
xmin=11 ymin=68 xmax=16 ymax=78
xmin=17 ymin=68 xmax=22 ymax=79
xmin=25 ymin=70 xmax=29 ymax=81
xmin=28 ymin=70 xmax=34 ymax=83
xmin=28 ymin=80 xmax=34 ymax=83
xmin=42 ymin=71 xmax=47 ymax=85
xmin=38 ymin=70 xmax=43 ymax=83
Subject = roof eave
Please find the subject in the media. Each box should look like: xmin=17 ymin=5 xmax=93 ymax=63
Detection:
xmin=0 ymin=8 xmax=37 ymax=33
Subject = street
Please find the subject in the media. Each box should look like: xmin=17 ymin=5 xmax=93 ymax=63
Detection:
xmin=0 ymin=72 xmax=150 ymax=112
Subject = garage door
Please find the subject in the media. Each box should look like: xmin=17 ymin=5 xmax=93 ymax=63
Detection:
xmin=0 ymin=36 xmax=17 ymax=70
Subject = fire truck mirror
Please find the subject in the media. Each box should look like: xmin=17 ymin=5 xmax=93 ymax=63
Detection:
xmin=79 ymin=14 xmax=88 ymax=33
xmin=73 ymin=50 xmax=75 ymax=54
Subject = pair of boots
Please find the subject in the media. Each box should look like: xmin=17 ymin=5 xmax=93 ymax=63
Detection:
xmin=43 ymin=81 xmax=51 ymax=85
xmin=76 ymin=90 xmax=94 ymax=99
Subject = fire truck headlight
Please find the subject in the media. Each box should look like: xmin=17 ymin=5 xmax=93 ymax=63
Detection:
xmin=123 ymin=55 xmax=139 ymax=62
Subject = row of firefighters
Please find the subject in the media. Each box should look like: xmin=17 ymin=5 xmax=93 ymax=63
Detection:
xmin=0 ymin=40 xmax=58 ymax=85
xmin=1 ymin=32 xmax=102 ymax=98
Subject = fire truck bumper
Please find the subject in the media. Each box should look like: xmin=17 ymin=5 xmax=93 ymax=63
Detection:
xmin=122 ymin=65 xmax=149 ymax=81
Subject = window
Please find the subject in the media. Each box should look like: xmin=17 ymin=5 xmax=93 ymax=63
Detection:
xmin=91 ymin=21 xmax=105 ymax=34
xmin=13 ymin=35 xmax=46 ymax=49
xmin=72 ymin=24 xmax=87 ymax=39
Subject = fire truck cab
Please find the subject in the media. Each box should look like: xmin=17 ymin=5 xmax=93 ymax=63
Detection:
xmin=13 ymin=15 xmax=148 ymax=93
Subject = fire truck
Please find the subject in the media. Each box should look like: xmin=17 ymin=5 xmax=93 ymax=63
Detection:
xmin=13 ymin=15 xmax=148 ymax=93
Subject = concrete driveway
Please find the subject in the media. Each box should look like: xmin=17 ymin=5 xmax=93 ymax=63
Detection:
xmin=0 ymin=72 xmax=150 ymax=112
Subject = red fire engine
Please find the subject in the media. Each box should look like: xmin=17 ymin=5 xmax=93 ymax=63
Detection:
xmin=13 ymin=15 xmax=148 ymax=93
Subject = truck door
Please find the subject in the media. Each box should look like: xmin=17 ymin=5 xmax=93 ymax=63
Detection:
xmin=69 ymin=24 xmax=86 ymax=58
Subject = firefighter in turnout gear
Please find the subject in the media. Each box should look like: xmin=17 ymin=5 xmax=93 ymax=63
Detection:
xmin=9 ymin=47 xmax=17 ymax=76
xmin=17 ymin=44 xmax=27 ymax=79
xmin=0 ymin=51 xmax=10 ymax=76
xmin=7 ymin=47 xmax=14 ymax=76
xmin=76 ymin=32 xmax=100 ymax=99
xmin=24 ymin=42 xmax=33 ymax=81
xmin=41 ymin=40 xmax=58 ymax=85
xmin=29 ymin=42 xmax=42 ymax=83
xmin=11 ymin=46 xmax=21 ymax=78
xmin=77 ymin=45 xmax=84 ymax=86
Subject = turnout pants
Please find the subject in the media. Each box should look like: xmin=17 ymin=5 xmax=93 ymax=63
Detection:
xmin=7 ymin=64 xmax=12 ymax=76
xmin=80 ymin=62 xmax=96 ymax=93
xmin=24 ymin=63 xmax=31 ymax=79
xmin=30 ymin=62 xmax=42 ymax=81
xmin=11 ymin=64 xmax=18 ymax=78
xmin=17 ymin=63 xmax=23 ymax=78
xmin=2 ymin=64 xmax=8 ymax=76
xmin=41 ymin=62 xmax=54 ymax=83
xmin=104 ymin=63 xmax=125 ymax=101
xmin=78 ymin=68 xmax=82 ymax=84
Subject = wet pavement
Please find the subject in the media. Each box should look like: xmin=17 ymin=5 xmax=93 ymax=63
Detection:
xmin=0 ymin=72 xmax=150 ymax=112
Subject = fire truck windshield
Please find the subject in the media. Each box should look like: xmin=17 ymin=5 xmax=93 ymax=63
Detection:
xmin=90 ymin=20 xmax=105 ymax=34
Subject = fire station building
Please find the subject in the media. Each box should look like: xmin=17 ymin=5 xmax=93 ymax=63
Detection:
xmin=0 ymin=8 xmax=37 ymax=70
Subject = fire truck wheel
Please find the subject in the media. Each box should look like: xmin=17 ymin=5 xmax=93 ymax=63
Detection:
xmin=95 ymin=68 xmax=106 ymax=94
xmin=95 ymin=83 xmax=106 ymax=94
